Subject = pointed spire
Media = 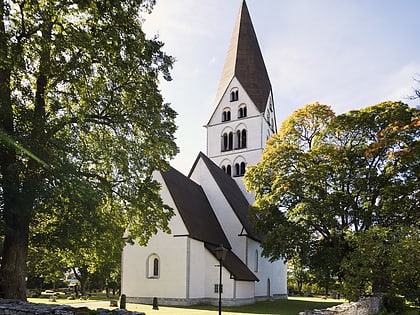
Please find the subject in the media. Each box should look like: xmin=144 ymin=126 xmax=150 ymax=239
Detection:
xmin=214 ymin=0 xmax=272 ymax=112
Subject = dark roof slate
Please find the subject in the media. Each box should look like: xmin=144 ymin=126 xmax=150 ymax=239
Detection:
xmin=214 ymin=0 xmax=272 ymax=113
xmin=161 ymin=166 xmax=258 ymax=282
xmin=205 ymin=243 xmax=259 ymax=282
xmin=191 ymin=152 xmax=261 ymax=242
xmin=161 ymin=167 xmax=231 ymax=249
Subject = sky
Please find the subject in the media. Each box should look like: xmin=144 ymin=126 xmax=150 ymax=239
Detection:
xmin=142 ymin=0 xmax=420 ymax=174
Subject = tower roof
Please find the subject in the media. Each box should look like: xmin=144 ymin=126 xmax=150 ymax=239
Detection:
xmin=214 ymin=0 xmax=272 ymax=113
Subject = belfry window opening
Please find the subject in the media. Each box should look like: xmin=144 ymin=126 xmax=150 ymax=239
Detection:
xmin=230 ymin=89 xmax=239 ymax=102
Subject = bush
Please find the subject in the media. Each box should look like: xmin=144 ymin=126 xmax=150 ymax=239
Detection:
xmin=383 ymin=294 xmax=406 ymax=314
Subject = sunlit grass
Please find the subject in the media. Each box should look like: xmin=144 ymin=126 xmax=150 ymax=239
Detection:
xmin=29 ymin=294 xmax=419 ymax=315
xmin=29 ymin=295 xmax=346 ymax=315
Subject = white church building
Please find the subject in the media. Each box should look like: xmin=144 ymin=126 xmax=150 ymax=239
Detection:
xmin=121 ymin=0 xmax=288 ymax=306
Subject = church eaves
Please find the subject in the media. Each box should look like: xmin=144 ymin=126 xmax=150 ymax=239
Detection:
xmin=214 ymin=0 xmax=272 ymax=113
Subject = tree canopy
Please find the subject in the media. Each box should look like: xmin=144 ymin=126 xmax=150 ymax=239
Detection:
xmin=0 ymin=0 xmax=178 ymax=300
xmin=245 ymin=101 xmax=419 ymax=301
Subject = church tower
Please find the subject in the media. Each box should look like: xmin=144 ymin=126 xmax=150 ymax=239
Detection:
xmin=205 ymin=0 xmax=277 ymax=193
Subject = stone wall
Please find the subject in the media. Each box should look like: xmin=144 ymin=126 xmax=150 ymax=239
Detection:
xmin=0 ymin=299 xmax=145 ymax=315
xmin=299 ymin=296 xmax=383 ymax=315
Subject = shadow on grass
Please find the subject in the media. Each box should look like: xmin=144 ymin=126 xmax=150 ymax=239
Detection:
xmin=181 ymin=297 xmax=345 ymax=315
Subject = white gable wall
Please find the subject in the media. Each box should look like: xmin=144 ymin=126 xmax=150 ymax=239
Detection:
xmin=122 ymin=172 xmax=190 ymax=302
xmin=190 ymin=158 xmax=247 ymax=261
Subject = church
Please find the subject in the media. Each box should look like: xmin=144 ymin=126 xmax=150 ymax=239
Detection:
xmin=121 ymin=0 xmax=288 ymax=306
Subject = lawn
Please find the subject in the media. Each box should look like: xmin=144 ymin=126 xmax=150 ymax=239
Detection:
xmin=29 ymin=295 xmax=346 ymax=315
xmin=28 ymin=294 xmax=419 ymax=315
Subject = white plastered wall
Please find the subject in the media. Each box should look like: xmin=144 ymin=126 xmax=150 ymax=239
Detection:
xmin=121 ymin=172 xmax=189 ymax=300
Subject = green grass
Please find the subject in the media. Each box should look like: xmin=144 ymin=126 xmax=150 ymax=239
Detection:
xmin=28 ymin=294 xmax=418 ymax=315
xmin=29 ymin=295 xmax=345 ymax=315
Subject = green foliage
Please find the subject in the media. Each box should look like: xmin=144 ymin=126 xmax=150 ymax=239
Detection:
xmin=0 ymin=0 xmax=178 ymax=299
xmin=245 ymin=101 xmax=420 ymax=301
xmin=383 ymin=294 xmax=407 ymax=314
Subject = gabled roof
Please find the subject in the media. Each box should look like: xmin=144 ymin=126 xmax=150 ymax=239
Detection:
xmin=214 ymin=0 xmax=272 ymax=113
xmin=161 ymin=166 xmax=258 ymax=282
xmin=161 ymin=167 xmax=231 ymax=249
xmin=205 ymin=243 xmax=259 ymax=282
xmin=190 ymin=152 xmax=261 ymax=242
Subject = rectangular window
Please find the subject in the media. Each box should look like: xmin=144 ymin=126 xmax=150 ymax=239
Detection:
xmin=214 ymin=284 xmax=223 ymax=293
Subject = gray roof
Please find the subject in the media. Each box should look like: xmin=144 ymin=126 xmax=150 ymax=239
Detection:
xmin=214 ymin=0 xmax=272 ymax=113
xmin=161 ymin=167 xmax=230 ymax=248
xmin=206 ymin=243 xmax=259 ymax=282
xmin=190 ymin=152 xmax=261 ymax=242
xmin=161 ymin=166 xmax=258 ymax=281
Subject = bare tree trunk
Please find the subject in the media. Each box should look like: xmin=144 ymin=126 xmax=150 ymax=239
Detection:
xmin=0 ymin=221 xmax=30 ymax=300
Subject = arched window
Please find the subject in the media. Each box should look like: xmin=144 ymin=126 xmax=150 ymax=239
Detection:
xmin=235 ymin=163 xmax=240 ymax=176
xmin=222 ymin=133 xmax=228 ymax=151
xmin=221 ymin=131 xmax=233 ymax=151
xmin=153 ymin=258 xmax=159 ymax=277
xmin=233 ymin=160 xmax=246 ymax=177
xmin=222 ymin=165 xmax=226 ymax=173
xmin=147 ymin=254 xmax=160 ymax=278
xmin=238 ymin=105 xmax=247 ymax=118
xmin=228 ymin=132 xmax=233 ymax=150
xmin=241 ymin=129 xmax=247 ymax=148
xmin=235 ymin=129 xmax=247 ymax=149
xmin=222 ymin=108 xmax=231 ymax=122
xmin=230 ymin=89 xmax=239 ymax=102
xmin=236 ymin=130 xmax=241 ymax=149
xmin=226 ymin=165 xmax=231 ymax=176
xmin=240 ymin=162 xmax=246 ymax=175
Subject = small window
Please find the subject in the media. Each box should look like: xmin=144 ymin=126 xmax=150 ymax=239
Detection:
xmin=230 ymin=89 xmax=239 ymax=102
xmin=214 ymin=284 xmax=223 ymax=293
xmin=234 ymin=161 xmax=246 ymax=177
xmin=153 ymin=258 xmax=159 ymax=277
xmin=241 ymin=130 xmax=247 ymax=148
xmin=147 ymin=254 xmax=160 ymax=278
xmin=235 ymin=163 xmax=240 ymax=176
xmin=238 ymin=105 xmax=247 ymax=118
xmin=226 ymin=165 xmax=231 ymax=176
xmin=222 ymin=132 xmax=233 ymax=151
xmin=235 ymin=129 xmax=247 ymax=149
xmin=240 ymin=162 xmax=246 ymax=175
xmin=222 ymin=109 xmax=231 ymax=122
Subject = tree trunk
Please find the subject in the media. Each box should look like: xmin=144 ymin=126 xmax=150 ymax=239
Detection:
xmin=0 ymin=222 xmax=30 ymax=300
xmin=0 ymin=0 xmax=29 ymax=300
xmin=73 ymin=267 xmax=90 ymax=297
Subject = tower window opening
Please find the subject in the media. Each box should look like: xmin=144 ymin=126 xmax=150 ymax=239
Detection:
xmin=226 ymin=165 xmax=232 ymax=176
xmin=222 ymin=132 xmax=234 ymax=151
xmin=238 ymin=105 xmax=247 ymax=118
xmin=234 ymin=161 xmax=246 ymax=177
xmin=230 ymin=89 xmax=239 ymax=102
xmin=235 ymin=129 xmax=247 ymax=149
xmin=222 ymin=109 xmax=231 ymax=122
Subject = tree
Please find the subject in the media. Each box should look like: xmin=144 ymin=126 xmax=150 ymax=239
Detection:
xmin=409 ymin=75 xmax=420 ymax=104
xmin=245 ymin=101 xmax=419 ymax=300
xmin=0 ymin=0 xmax=178 ymax=300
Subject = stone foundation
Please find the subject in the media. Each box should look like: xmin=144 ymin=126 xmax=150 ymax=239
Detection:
xmin=299 ymin=296 xmax=383 ymax=315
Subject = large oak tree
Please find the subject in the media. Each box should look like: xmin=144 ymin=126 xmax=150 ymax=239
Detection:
xmin=245 ymin=102 xmax=419 ymax=300
xmin=0 ymin=0 xmax=178 ymax=300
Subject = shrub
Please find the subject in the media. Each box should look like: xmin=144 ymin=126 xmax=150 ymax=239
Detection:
xmin=383 ymin=294 xmax=406 ymax=314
